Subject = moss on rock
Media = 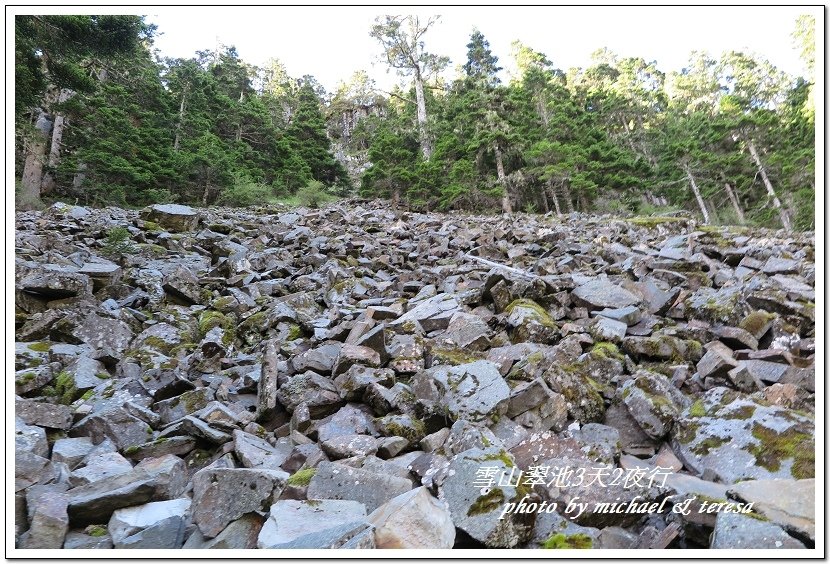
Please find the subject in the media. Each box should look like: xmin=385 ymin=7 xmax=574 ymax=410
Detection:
xmin=27 ymin=341 xmax=52 ymax=353
xmin=748 ymin=422 xmax=814 ymax=479
xmin=467 ymin=487 xmax=505 ymax=517
xmin=541 ymin=532 xmax=594 ymax=549
xmin=286 ymin=467 xmax=317 ymax=487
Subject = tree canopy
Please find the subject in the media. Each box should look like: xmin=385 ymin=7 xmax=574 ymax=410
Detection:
xmin=14 ymin=13 xmax=815 ymax=230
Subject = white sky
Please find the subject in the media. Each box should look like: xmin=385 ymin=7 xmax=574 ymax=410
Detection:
xmin=143 ymin=5 xmax=819 ymax=94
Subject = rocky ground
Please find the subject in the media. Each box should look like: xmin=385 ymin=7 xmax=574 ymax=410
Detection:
xmin=14 ymin=200 xmax=816 ymax=550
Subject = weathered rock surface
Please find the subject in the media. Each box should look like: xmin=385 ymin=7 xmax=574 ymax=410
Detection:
xmin=368 ymin=486 xmax=455 ymax=548
xmin=191 ymin=468 xmax=287 ymax=538
xmin=257 ymin=499 xmax=369 ymax=549
xmin=14 ymin=202 xmax=815 ymax=551
xmin=108 ymin=498 xmax=191 ymax=549
xmin=306 ymin=461 xmax=412 ymax=513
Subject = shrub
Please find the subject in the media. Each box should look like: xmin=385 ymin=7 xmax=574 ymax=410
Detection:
xmin=296 ymin=180 xmax=335 ymax=209
xmin=102 ymin=226 xmax=135 ymax=257
xmin=217 ymin=174 xmax=273 ymax=207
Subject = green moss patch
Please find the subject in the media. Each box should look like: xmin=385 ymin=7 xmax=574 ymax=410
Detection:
xmin=739 ymin=310 xmax=777 ymax=336
xmin=467 ymin=487 xmax=505 ymax=516
xmin=505 ymin=299 xmax=556 ymax=328
xmin=84 ymin=524 xmax=108 ymax=537
xmin=748 ymin=422 xmax=814 ymax=479
xmin=286 ymin=467 xmax=317 ymax=487
xmin=27 ymin=341 xmax=52 ymax=353
xmin=689 ymin=399 xmax=707 ymax=418
xmin=591 ymin=341 xmax=623 ymax=360
xmin=541 ymin=532 xmax=594 ymax=549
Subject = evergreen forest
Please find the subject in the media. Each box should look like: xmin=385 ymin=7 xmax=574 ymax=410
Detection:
xmin=15 ymin=14 xmax=817 ymax=230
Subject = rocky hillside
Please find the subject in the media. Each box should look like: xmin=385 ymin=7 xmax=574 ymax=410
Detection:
xmin=14 ymin=201 xmax=815 ymax=550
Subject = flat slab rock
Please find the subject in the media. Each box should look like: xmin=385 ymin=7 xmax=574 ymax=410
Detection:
xmin=306 ymin=461 xmax=412 ymax=513
xmin=727 ymin=479 xmax=815 ymax=542
xmin=257 ymin=499 xmax=368 ymax=549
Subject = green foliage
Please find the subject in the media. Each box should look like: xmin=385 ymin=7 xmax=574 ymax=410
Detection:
xmin=296 ymin=180 xmax=335 ymax=208
xmin=217 ymin=173 xmax=273 ymax=207
xmin=102 ymin=227 xmax=135 ymax=257
xmin=14 ymin=15 xmax=813 ymax=229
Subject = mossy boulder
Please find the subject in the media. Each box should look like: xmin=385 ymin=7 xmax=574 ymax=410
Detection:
xmin=133 ymin=322 xmax=185 ymax=355
xmin=411 ymin=360 xmax=510 ymax=425
xmin=504 ymin=299 xmax=558 ymax=344
xmin=374 ymin=414 xmax=427 ymax=443
xmin=621 ymin=370 xmax=690 ymax=439
xmin=684 ymin=286 xmax=743 ymax=325
xmin=542 ymin=362 xmax=607 ymax=424
xmin=621 ymin=334 xmax=703 ymax=363
xmin=438 ymin=447 xmax=535 ymax=548
xmin=671 ymin=387 xmax=814 ymax=484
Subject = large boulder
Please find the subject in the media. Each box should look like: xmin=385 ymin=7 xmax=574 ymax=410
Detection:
xmin=411 ymin=360 xmax=509 ymax=424
xmin=672 ymin=388 xmax=814 ymax=484
xmin=257 ymin=500 xmax=369 ymax=549
xmin=438 ymin=447 xmax=535 ymax=548
xmin=572 ymin=278 xmax=641 ymax=310
xmin=108 ymin=498 xmax=191 ymax=549
xmin=368 ymin=487 xmax=455 ymax=549
xmin=140 ymin=204 xmax=200 ymax=232
xmin=65 ymin=455 xmax=187 ymax=524
xmin=306 ymin=461 xmax=412 ymax=514
xmin=191 ymin=468 xmax=288 ymax=538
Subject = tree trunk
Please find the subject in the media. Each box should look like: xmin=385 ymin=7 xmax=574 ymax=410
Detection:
xmin=494 ymin=142 xmax=511 ymax=213
xmin=723 ymin=181 xmax=746 ymax=224
xmin=39 ymin=113 xmax=64 ymax=195
xmin=20 ymin=111 xmax=52 ymax=205
xmin=73 ymin=162 xmax=87 ymax=193
xmin=535 ymin=89 xmax=549 ymax=127
xmin=413 ymin=69 xmax=432 ymax=160
xmin=561 ymin=181 xmax=575 ymax=213
xmin=391 ymin=185 xmax=401 ymax=207
xmin=746 ymin=139 xmax=791 ymax=231
xmin=173 ymin=89 xmax=187 ymax=152
xmin=547 ymin=180 xmax=562 ymax=216
xmin=539 ymin=190 xmax=549 ymax=213
xmin=682 ymin=164 xmax=711 ymax=224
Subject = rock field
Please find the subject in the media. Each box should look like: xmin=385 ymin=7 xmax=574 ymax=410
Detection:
xmin=14 ymin=201 xmax=816 ymax=550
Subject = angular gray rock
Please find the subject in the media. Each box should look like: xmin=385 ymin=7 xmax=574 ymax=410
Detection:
xmin=369 ymin=486 xmax=455 ymax=549
xmin=140 ymin=204 xmax=200 ymax=232
xmin=257 ymin=499 xmax=368 ymax=549
xmin=411 ymin=360 xmax=509 ymax=424
xmin=572 ymin=278 xmax=641 ymax=310
xmin=711 ymin=512 xmax=805 ymax=549
xmin=438 ymin=447 xmax=534 ymax=548
xmin=65 ymin=455 xmax=187 ymax=524
xmin=727 ymin=479 xmax=815 ymax=542
xmin=621 ymin=370 xmax=689 ymax=439
xmin=672 ymin=388 xmax=814 ymax=484
xmin=108 ymin=498 xmax=191 ymax=549
xmin=16 ymin=398 xmax=74 ymax=430
xmin=17 ymin=492 xmax=69 ymax=549
xmin=191 ymin=467 xmax=288 ymax=538
xmin=306 ymin=461 xmax=412 ymax=513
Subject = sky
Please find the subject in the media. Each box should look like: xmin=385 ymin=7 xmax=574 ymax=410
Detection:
xmin=143 ymin=5 xmax=819 ymax=94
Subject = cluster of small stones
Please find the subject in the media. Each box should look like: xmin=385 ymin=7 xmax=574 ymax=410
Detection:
xmin=14 ymin=201 xmax=815 ymax=550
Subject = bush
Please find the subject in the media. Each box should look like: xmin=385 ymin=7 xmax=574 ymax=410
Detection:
xmin=102 ymin=226 xmax=135 ymax=257
xmin=296 ymin=180 xmax=335 ymax=209
xmin=217 ymin=174 xmax=273 ymax=207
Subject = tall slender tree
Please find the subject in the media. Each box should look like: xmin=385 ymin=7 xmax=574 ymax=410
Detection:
xmin=370 ymin=15 xmax=449 ymax=160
